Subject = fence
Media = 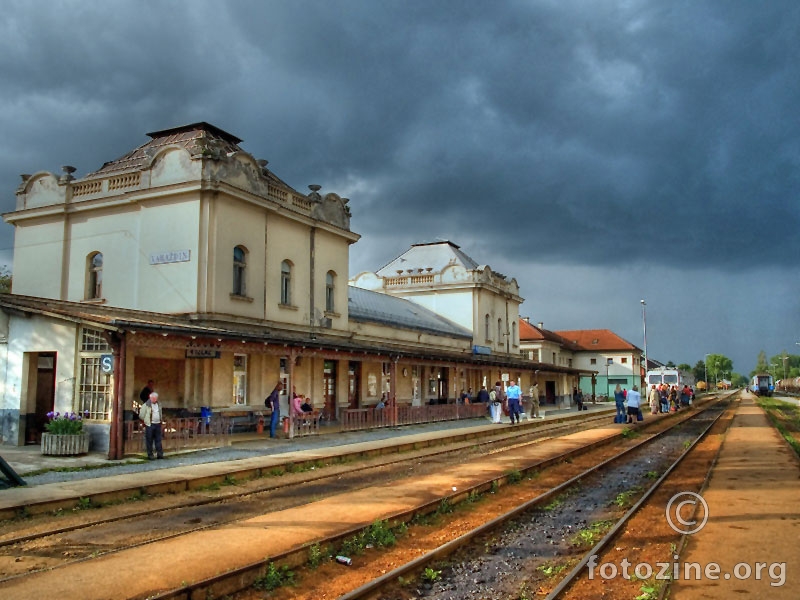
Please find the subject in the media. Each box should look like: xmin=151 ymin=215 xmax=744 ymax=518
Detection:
xmin=339 ymin=403 xmax=487 ymax=432
xmin=290 ymin=412 xmax=321 ymax=437
xmin=123 ymin=417 xmax=230 ymax=455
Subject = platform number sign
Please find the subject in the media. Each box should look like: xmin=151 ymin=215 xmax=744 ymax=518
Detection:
xmin=100 ymin=354 xmax=114 ymax=374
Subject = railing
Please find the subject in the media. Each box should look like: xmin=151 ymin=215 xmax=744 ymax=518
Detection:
xmin=123 ymin=417 xmax=230 ymax=455
xmin=340 ymin=403 xmax=487 ymax=432
xmin=290 ymin=412 xmax=321 ymax=437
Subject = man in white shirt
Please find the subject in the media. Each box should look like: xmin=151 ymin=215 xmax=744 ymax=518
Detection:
xmin=139 ymin=392 xmax=164 ymax=459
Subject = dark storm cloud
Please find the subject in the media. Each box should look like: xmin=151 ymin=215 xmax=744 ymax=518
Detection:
xmin=1 ymin=0 xmax=798 ymax=370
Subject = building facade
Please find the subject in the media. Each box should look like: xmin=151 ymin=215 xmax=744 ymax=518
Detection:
xmin=0 ymin=123 xmax=591 ymax=456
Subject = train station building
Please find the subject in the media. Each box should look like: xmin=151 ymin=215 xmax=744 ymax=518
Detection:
xmin=0 ymin=122 xmax=630 ymax=456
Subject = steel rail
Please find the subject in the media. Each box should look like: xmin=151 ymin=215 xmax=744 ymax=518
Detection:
xmin=0 ymin=412 xmax=613 ymax=550
xmin=543 ymin=401 xmax=730 ymax=599
xmin=336 ymin=400 xmax=726 ymax=600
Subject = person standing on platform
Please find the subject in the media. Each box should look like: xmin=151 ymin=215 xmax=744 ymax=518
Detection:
xmin=625 ymin=385 xmax=642 ymax=424
xmin=266 ymin=382 xmax=284 ymax=438
xmin=507 ymin=379 xmax=522 ymax=424
xmin=489 ymin=382 xmax=504 ymax=424
xmin=138 ymin=391 xmax=164 ymax=460
xmin=649 ymin=384 xmax=660 ymax=414
xmin=529 ymin=382 xmax=541 ymax=418
xmin=139 ymin=380 xmax=154 ymax=409
xmin=614 ymin=384 xmax=625 ymax=420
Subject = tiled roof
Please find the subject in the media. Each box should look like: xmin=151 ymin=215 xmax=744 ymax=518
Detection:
xmin=553 ymin=329 xmax=640 ymax=352
xmin=81 ymin=122 xmax=300 ymax=194
xmin=519 ymin=319 xmax=581 ymax=350
xmin=348 ymin=286 xmax=472 ymax=339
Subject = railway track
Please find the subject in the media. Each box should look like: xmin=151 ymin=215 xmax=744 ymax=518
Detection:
xmin=0 ymin=412 xmax=618 ymax=579
xmin=0 ymin=397 xmax=729 ymax=600
xmin=325 ymin=398 xmax=731 ymax=600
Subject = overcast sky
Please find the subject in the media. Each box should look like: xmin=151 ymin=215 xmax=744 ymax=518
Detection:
xmin=1 ymin=0 xmax=798 ymax=375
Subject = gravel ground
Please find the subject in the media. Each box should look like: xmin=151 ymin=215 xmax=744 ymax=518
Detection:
xmin=415 ymin=409 xmax=722 ymax=599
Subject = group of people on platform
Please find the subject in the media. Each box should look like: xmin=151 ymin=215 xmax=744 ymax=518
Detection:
xmin=462 ymin=380 xmax=543 ymax=425
xmin=613 ymin=382 xmax=695 ymax=425
xmin=648 ymin=383 xmax=694 ymax=414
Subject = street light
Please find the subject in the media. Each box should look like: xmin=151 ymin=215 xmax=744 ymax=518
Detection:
xmin=782 ymin=356 xmax=789 ymax=380
xmin=640 ymin=299 xmax=648 ymax=388
xmin=704 ymin=353 xmax=710 ymax=389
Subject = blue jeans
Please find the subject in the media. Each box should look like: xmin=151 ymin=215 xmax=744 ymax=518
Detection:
xmin=270 ymin=411 xmax=280 ymax=438
xmin=615 ymin=401 xmax=625 ymax=416
xmin=508 ymin=398 xmax=521 ymax=423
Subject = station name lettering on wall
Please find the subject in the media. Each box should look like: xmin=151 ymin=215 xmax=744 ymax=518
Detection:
xmin=150 ymin=249 xmax=191 ymax=265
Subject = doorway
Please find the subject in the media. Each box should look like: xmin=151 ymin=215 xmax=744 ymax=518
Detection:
xmin=25 ymin=352 xmax=57 ymax=444
xmin=324 ymin=360 xmax=337 ymax=420
xmin=545 ymin=380 xmax=556 ymax=405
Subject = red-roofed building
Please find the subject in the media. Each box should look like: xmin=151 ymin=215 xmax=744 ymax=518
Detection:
xmin=519 ymin=320 xmax=643 ymax=400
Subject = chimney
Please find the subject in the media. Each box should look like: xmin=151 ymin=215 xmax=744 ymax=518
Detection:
xmin=538 ymin=322 xmax=543 ymax=329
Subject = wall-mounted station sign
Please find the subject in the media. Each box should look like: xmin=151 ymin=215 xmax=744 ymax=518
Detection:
xmin=186 ymin=346 xmax=221 ymax=359
xmin=150 ymin=249 xmax=191 ymax=265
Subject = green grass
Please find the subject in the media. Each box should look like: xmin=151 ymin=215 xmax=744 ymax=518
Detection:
xmin=758 ymin=397 xmax=800 ymax=456
xmin=612 ymin=487 xmax=642 ymax=508
xmin=570 ymin=520 xmax=614 ymax=547
xmin=253 ymin=562 xmax=295 ymax=591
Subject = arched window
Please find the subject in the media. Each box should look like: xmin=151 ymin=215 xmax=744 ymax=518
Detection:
xmin=280 ymin=260 xmax=292 ymax=305
xmin=484 ymin=314 xmax=491 ymax=342
xmin=86 ymin=252 xmax=103 ymax=300
xmin=233 ymin=246 xmax=247 ymax=296
xmin=497 ymin=319 xmax=503 ymax=345
xmin=325 ymin=271 xmax=335 ymax=312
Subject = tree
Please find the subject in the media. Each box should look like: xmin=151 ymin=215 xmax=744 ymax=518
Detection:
xmin=692 ymin=360 xmax=706 ymax=384
xmin=705 ymin=354 xmax=733 ymax=386
xmin=753 ymin=350 xmax=769 ymax=376
xmin=731 ymin=373 xmax=748 ymax=388
xmin=677 ymin=363 xmax=692 ymax=373
xmin=0 ymin=266 xmax=10 ymax=294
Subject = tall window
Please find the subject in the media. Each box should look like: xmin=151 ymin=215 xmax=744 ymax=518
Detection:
xmin=511 ymin=322 xmax=517 ymax=347
xmin=325 ymin=271 xmax=335 ymax=312
xmin=484 ymin=314 xmax=490 ymax=342
xmin=280 ymin=260 xmax=292 ymax=305
xmin=233 ymin=246 xmax=247 ymax=296
xmin=86 ymin=252 xmax=103 ymax=299
xmin=78 ymin=327 xmax=112 ymax=419
xmin=497 ymin=319 xmax=503 ymax=345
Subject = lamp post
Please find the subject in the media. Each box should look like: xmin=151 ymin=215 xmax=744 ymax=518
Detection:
xmin=704 ymin=353 xmax=710 ymax=390
xmin=640 ymin=299 xmax=648 ymax=389
xmin=782 ymin=356 xmax=788 ymax=380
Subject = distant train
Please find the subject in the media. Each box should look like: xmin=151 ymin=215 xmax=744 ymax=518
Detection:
xmin=750 ymin=373 xmax=774 ymax=396
xmin=646 ymin=367 xmax=692 ymax=389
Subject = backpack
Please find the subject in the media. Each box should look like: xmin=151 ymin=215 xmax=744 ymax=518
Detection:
xmin=489 ymin=390 xmax=497 ymax=403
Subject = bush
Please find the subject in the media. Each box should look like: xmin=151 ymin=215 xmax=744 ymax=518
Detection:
xmin=44 ymin=411 xmax=85 ymax=435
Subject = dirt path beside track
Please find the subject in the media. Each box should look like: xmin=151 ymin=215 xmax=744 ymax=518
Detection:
xmin=669 ymin=394 xmax=799 ymax=598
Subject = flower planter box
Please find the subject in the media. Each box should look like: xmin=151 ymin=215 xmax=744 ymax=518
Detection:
xmin=41 ymin=432 xmax=90 ymax=456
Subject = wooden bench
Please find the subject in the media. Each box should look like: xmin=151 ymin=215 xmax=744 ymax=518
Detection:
xmin=217 ymin=411 xmax=259 ymax=434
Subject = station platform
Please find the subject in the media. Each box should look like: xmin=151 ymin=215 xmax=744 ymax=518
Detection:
xmin=669 ymin=395 xmax=799 ymax=598
xmin=0 ymin=402 xmax=617 ymax=518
